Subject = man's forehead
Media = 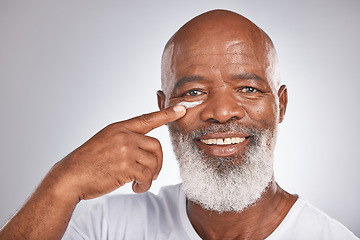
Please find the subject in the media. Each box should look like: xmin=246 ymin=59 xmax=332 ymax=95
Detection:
xmin=161 ymin=10 xmax=280 ymax=96
xmin=171 ymin=41 xmax=263 ymax=70
xmin=168 ymin=37 xmax=269 ymax=84
xmin=173 ymin=39 xmax=258 ymax=60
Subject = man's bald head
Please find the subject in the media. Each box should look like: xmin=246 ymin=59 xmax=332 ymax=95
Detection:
xmin=161 ymin=9 xmax=280 ymax=98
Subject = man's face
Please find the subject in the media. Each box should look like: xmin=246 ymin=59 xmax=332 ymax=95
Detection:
xmin=163 ymin=34 xmax=281 ymax=159
xmin=159 ymin=20 xmax=286 ymax=212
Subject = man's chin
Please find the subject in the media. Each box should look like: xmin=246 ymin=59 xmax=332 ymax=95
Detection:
xmin=181 ymin=172 xmax=273 ymax=213
xmin=177 ymin=148 xmax=274 ymax=213
xmin=168 ymin=121 xmax=276 ymax=212
xmin=185 ymin=180 xmax=273 ymax=213
xmin=196 ymin=153 xmax=246 ymax=176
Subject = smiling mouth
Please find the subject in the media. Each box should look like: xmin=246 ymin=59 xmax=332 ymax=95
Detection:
xmin=199 ymin=137 xmax=247 ymax=145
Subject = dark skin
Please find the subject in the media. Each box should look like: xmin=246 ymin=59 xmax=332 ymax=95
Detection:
xmin=0 ymin=106 xmax=187 ymax=240
xmin=186 ymin=182 xmax=296 ymax=239
xmin=157 ymin=10 xmax=297 ymax=239
xmin=1 ymin=10 xmax=296 ymax=240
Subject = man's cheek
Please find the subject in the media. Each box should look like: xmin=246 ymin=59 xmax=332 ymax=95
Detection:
xmin=172 ymin=109 xmax=200 ymax=132
xmin=245 ymin=100 xmax=278 ymax=125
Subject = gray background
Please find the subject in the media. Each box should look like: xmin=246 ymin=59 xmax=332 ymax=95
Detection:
xmin=1 ymin=0 xmax=359 ymax=236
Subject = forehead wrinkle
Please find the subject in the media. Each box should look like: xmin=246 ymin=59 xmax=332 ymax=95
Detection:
xmin=225 ymin=40 xmax=257 ymax=56
xmin=174 ymin=47 xmax=255 ymax=61
xmin=174 ymin=53 xmax=255 ymax=73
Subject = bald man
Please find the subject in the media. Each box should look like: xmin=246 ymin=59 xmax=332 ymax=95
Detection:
xmin=0 ymin=10 xmax=358 ymax=240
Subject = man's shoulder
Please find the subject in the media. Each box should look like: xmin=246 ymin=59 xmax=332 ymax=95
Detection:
xmin=267 ymin=197 xmax=359 ymax=239
xmin=63 ymin=184 xmax=190 ymax=240
xmin=291 ymin=198 xmax=351 ymax=229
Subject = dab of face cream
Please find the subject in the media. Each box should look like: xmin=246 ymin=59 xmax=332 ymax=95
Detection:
xmin=177 ymin=100 xmax=203 ymax=109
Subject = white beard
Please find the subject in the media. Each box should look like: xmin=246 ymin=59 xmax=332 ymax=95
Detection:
xmin=168 ymin=122 xmax=276 ymax=213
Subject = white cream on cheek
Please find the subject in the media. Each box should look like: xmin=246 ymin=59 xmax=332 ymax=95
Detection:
xmin=177 ymin=100 xmax=203 ymax=109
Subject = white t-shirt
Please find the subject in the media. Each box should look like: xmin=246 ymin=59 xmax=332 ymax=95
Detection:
xmin=63 ymin=184 xmax=358 ymax=240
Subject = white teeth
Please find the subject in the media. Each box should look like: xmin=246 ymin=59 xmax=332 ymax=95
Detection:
xmin=200 ymin=137 xmax=246 ymax=145
xmin=224 ymin=138 xmax=231 ymax=144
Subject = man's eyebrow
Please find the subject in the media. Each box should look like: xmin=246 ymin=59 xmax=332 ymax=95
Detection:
xmin=231 ymin=73 xmax=265 ymax=82
xmin=174 ymin=75 xmax=203 ymax=89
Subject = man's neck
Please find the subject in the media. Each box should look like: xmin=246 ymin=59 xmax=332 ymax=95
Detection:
xmin=186 ymin=181 xmax=297 ymax=240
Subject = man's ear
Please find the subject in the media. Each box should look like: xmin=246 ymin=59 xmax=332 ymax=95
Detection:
xmin=157 ymin=90 xmax=166 ymax=111
xmin=278 ymin=85 xmax=288 ymax=123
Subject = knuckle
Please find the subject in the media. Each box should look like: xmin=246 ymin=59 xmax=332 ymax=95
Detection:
xmin=153 ymin=140 xmax=163 ymax=160
xmin=148 ymin=137 xmax=162 ymax=151
xmin=106 ymin=122 xmax=116 ymax=129
xmin=104 ymin=122 xmax=118 ymax=132
xmin=163 ymin=109 xmax=171 ymax=118
xmin=117 ymin=125 xmax=131 ymax=133
xmin=118 ymin=144 xmax=130 ymax=156
xmin=118 ymin=159 xmax=131 ymax=170
xmin=114 ymin=179 xmax=125 ymax=189
xmin=106 ymin=123 xmax=129 ymax=134
xmin=152 ymin=137 xmax=161 ymax=147
xmin=149 ymin=157 xmax=160 ymax=174
xmin=141 ymin=166 xmax=152 ymax=178
xmin=139 ymin=113 xmax=153 ymax=127
xmin=116 ymin=133 xmax=129 ymax=144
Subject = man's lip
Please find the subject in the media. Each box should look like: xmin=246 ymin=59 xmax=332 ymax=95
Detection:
xmin=195 ymin=133 xmax=250 ymax=157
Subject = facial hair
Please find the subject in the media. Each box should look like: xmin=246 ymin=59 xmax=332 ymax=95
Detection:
xmin=168 ymin=121 xmax=276 ymax=213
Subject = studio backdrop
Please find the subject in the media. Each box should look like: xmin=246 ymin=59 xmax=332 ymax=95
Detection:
xmin=0 ymin=0 xmax=359 ymax=236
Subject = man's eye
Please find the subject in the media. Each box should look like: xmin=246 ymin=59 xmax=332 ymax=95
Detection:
xmin=240 ymin=87 xmax=258 ymax=93
xmin=184 ymin=89 xmax=202 ymax=96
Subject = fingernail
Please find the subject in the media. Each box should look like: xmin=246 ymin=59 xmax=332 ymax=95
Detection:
xmin=173 ymin=105 xmax=186 ymax=112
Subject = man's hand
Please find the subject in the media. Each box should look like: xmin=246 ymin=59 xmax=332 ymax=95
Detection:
xmin=0 ymin=105 xmax=186 ymax=240
xmin=54 ymin=105 xmax=186 ymax=201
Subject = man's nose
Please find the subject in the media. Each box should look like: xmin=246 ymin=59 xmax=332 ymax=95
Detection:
xmin=199 ymin=91 xmax=245 ymax=123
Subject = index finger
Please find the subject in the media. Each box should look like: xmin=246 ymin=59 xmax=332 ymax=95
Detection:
xmin=121 ymin=105 xmax=186 ymax=134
